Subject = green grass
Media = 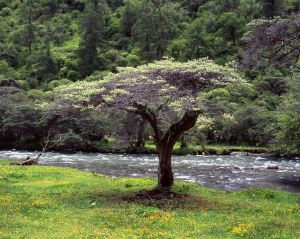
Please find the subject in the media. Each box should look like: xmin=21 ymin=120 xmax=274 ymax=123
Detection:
xmin=0 ymin=160 xmax=299 ymax=239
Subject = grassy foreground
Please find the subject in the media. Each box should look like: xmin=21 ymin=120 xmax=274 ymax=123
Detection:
xmin=0 ymin=160 xmax=299 ymax=239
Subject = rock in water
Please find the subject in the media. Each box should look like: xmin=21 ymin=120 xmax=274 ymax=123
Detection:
xmin=267 ymin=165 xmax=279 ymax=170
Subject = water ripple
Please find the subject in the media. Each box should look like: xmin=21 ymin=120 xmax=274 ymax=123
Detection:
xmin=0 ymin=150 xmax=299 ymax=192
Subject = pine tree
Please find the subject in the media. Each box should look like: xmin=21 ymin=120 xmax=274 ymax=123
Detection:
xmin=20 ymin=0 xmax=35 ymax=55
xmin=261 ymin=0 xmax=285 ymax=18
xmin=133 ymin=0 xmax=184 ymax=62
xmin=78 ymin=0 xmax=107 ymax=77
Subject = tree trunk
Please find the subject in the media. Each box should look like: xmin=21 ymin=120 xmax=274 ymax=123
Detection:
xmin=154 ymin=111 xmax=200 ymax=189
xmin=157 ymin=143 xmax=173 ymax=189
xmin=28 ymin=7 xmax=33 ymax=55
xmin=131 ymin=104 xmax=200 ymax=190
xmin=135 ymin=120 xmax=145 ymax=148
xmin=180 ymin=135 xmax=188 ymax=149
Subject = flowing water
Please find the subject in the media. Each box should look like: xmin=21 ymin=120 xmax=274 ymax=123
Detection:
xmin=1 ymin=150 xmax=299 ymax=192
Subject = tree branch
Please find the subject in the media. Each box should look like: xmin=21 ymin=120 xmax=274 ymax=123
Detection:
xmin=128 ymin=102 xmax=163 ymax=142
xmin=161 ymin=110 xmax=200 ymax=148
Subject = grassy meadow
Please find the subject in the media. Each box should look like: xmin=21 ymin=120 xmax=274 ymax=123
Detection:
xmin=0 ymin=160 xmax=299 ymax=239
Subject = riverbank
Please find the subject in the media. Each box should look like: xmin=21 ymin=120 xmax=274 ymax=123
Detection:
xmin=0 ymin=160 xmax=299 ymax=238
xmin=1 ymin=142 xmax=278 ymax=157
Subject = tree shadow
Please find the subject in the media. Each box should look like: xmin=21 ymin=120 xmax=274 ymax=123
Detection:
xmin=119 ymin=188 xmax=218 ymax=211
xmin=71 ymin=184 xmax=230 ymax=212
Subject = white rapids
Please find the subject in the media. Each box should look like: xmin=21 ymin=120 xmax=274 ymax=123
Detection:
xmin=0 ymin=150 xmax=299 ymax=192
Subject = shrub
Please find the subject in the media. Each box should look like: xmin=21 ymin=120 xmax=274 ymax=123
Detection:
xmin=0 ymin=7 xmax=12 ymax=16
xmin=67 ymin=70 xmax=79 ymax=81
xmin=47 ymin=79 xmax=72 ymax=90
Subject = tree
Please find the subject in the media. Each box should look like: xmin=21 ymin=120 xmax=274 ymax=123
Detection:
xmin=286 ymin=0 xmax=300 ymax=14
xmin=238 ymin=0 xmax=262 ymax=21
xmin=39 ymin=37 xmax=57 ymax=79
xmin=78 ymin=0 xmax=107 ymax=77
xmin=275 ymin=72 xmax=300 ymax=155
xmin=261 ymin=0 xmax=285 ymax=18
xmin=133 ymin=0 xmax=185 ymax=62
xmin=54 ymin=59 xmax=242 ymax=189
xmin=0 ymin=60 xmax=16 ymax=79
xmin=216 ymin=12 xmax=245 ymax=46
xmin=20 ymin=0 xmax=36 ymax=55
xmin=168 ymin=0 xmax=249 ymax=64
xmin=120 ymin=0 xmax=140 ymax=38
xmin=0 ymin=86 xmax=47 ymax=149
xmin=184 ymin=0 xmax=208 ymax=17
xmin=242 ymin=14 xmax=300 ymax=70
xmin=242 ymin=13 xmax=300 ymax=155
xmin=174 ymin=16 xmax=211 ymax=60
xmin=42 ymin=0 xmax=60 ymax=15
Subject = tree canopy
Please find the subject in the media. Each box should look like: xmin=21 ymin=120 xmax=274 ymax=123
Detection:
xmin=242 ymin=13 xmax=300 ymax=69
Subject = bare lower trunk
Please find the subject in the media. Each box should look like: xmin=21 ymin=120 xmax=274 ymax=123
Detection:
xmin=157 ymin=144 xmax=173 ymax=189
xmin=155 ymin=111 xmax=200 ymax=189
xmin=131 ymin=104 xmax=200 ymax=190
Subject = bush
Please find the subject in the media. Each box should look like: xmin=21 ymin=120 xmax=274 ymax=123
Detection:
xmin=85 ymin=71 xmax=110 ymax=81
xmin=27 ymin=89 xmax=44 ymax=101
xmin=57 ymin=130 xmax=86 ymax=151
xmin=67 ymin=70 xmax=79 ymax=81
xmin=47 ymin=79 xmax=72 ymax=90
xmin=276 ymin=113 xmax=300 ymax=156
xmin=126 ymin=54 xmax=141 ymax=67
xmin=58 ymin=67 xmax=68 ymax=78
xmin=0 ymin=60 xmax=15 ymax=79
xmin=0 ymin=7 xmax=12 ymax=16
xmin=65 ymin=60 xmax=77 ymax=71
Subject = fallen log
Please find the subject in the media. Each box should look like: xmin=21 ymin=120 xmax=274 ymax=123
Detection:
xmin=16 ymin=134 xmax=62 ymax=166
xmin=16 ymin=156 xmax=38 ymax=166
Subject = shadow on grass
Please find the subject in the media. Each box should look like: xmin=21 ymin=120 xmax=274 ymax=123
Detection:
xmin=120 ymin=188 xmax=218 ymax=210
xmin=60 ymin=185 xmax=224 ymax=212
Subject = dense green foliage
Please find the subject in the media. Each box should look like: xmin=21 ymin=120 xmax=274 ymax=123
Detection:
xmin=0 ymin=160 xmax=299 ymax=238
xmin=0 ymin=0 xmax=299 ymax=155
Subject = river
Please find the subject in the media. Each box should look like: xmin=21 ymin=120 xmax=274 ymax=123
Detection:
xmin=0 ymin=150 xmax=299 ymax=192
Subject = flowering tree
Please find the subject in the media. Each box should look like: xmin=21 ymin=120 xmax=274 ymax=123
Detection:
xmin=55 ymin=59 xmax=242 ymax=189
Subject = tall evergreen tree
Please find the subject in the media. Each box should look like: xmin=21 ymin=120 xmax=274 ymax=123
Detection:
xmin=133 ymin=0 xmax=185 ymax=62
xmin=20 ymin=0 xmax=36 ymax=55
xmin=238 ymin=0 xmax=262 ymax=21
xmin=120 ymin=0 xmax=139 ymax=38
xmin=261 ymin=0 xmax=285 ymax=18
xmin=78 ymin=0 xmax=107 ymax=77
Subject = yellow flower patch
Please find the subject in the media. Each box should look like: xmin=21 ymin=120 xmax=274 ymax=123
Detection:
xmin=146 ymin=211 xmax=176 ymax=222
xmin=32 ymin=200 xmax=50 ymax=207
xmin=0 ymin=195 xmax=13 ymax=207
xmin=231 ymin=223 xmax=253 ymax=236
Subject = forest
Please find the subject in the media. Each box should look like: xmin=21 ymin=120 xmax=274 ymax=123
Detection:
xmin=0 ymin=0 xmax=299 ymax=157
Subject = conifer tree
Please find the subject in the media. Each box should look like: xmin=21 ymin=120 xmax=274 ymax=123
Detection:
xmin=78 ymin=0 xmax=107 ymax=77
xmin=20 ymin=0 xmax=35 ymax=55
